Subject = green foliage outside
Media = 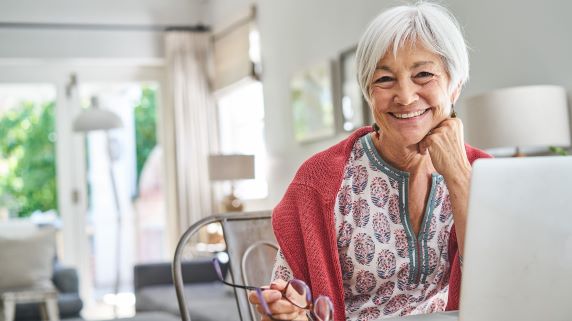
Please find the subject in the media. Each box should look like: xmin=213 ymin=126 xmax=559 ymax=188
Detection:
xmin=0 ymin=86 xmax=158 ymax=218
xmin=549 ymin=146 xmax=569 ymax=156
xmin=0 ymin=101 xmax=58 ymax=217
xmin=134 ymin=87 xmax=158 ymax=189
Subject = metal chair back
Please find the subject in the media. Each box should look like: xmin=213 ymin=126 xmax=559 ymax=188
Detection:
xmin=173 ymin=211 xmax=277 ymax=321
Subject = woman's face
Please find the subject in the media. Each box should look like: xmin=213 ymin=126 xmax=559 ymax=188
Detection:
xmin=370 ymin=41 xmax=458 ymax=147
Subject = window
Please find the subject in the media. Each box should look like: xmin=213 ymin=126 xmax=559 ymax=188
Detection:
xmin=216 ymin=81 xmax=267 ymax=200
xmin=0 ymin=85 xmax=57 ymax=219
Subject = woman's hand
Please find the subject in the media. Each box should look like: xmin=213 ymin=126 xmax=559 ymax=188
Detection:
xmin=247 ymin=279 xmax=308 ymax=321
xmin=417 ymin=117 xmax=470 ymax=180
xmin=418 ymin=117 xmax=471 ymax=255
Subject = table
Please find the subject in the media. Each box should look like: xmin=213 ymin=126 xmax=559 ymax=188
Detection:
xmin=385 ymin=311 xmax=459 ymax=320
xmin=0 ymin=284 xmax=59 ymax=321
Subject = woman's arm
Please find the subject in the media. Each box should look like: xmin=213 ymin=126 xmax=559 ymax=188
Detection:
xmin=443 ymin=164 xmax=471 ymax=256
xmin=418 ymin=118 xmax=471 ymax=256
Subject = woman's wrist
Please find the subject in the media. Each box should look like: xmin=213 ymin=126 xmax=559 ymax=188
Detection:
xmin=443 ymin=162 xmax=471 ymax=188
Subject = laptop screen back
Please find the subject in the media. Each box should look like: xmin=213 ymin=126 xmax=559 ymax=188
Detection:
xmin=460 ymin=156 xmax=572 ymax=321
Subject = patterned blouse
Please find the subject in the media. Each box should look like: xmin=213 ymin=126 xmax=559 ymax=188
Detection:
xmin=271 ymin=134 xmax=454 ymax=320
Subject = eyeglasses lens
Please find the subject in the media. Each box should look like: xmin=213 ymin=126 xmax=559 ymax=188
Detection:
xmin=284 ymin=280 xmax=309 ymax=308
xmin=313 ymin=296 xmax=333 ymax=321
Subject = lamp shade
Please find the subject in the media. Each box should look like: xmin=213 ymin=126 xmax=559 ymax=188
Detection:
xmin=463 ymin=85 xmax=570 ymax=149
xmin=73 ymin=108 xmax=123 ymax=132
xmin=208 ymin=154 xmax=255 ymax=181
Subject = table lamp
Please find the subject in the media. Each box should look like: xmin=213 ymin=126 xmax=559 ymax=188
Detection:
xmin=208 ymin=154 xmax=255 ymax=212
xmin=463 ymin=85 xmax=570 ymax=156
xmin=73 ymin=97 xmax=124 ymax=317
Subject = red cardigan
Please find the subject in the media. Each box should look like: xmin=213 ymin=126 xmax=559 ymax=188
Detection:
xmin=272 ymin=127 xmax=491 ymax=321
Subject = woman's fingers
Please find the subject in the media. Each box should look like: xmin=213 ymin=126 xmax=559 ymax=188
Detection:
xmin=261 ymin=314 xmax=307 ymax=321
xmin=255 ymin=300 xmax=293 ymax=315
xmin=248 ymin=288 xmax=282 ymax=304
xmin=268 ymin=298 xmax=300 ymax=314
xmin=272 ymin=310 xmax=304 ymax=320
xmin=257 ymin=303 xmax=302 ymax=319
xmin=255 ymin=297 xmax=303 ymax=320
xmin=260 ymin=303 xmax=305 ymax=321
xmin=419 ymin=118 xmax=468 ymax=178
xmin=247 ymin=290 xmax=258 ymax=304
xmin=270 ymin=278 xmax=289 ymax=291
xmin=249 ymin=279 xmax=301 ymax=320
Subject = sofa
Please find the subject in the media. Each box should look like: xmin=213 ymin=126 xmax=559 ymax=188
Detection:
xmin=14 ymin=263 xmax=83 ymax=321
xmin=134 ymin=258 xmax=239 ymax=321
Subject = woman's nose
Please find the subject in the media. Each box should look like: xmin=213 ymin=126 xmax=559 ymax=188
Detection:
xmin=393 ymin=80 xmax=419 ymax=106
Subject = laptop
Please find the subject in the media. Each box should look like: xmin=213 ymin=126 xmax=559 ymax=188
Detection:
xmin=389 ymin=156 xmax=572 ymax=321
xmin=460 ymin=156 xmax=572 ymax=321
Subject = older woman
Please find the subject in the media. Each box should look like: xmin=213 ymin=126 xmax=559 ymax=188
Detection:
xmin=249 ymin=2 xmax=491 ymax=320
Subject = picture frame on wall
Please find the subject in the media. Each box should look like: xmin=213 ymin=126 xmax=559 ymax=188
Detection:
xmin=339 ymin=46 xmax=371 ymax=132
xmin=290 ymin=60 xmax=336 ymax=143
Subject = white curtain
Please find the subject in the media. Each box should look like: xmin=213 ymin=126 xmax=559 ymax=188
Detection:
xmin=164 ymin=31 xmax=218 ymax=238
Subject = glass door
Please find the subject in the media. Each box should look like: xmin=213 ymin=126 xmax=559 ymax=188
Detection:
xmin=78 ymin=81 xmax=167 ymax=318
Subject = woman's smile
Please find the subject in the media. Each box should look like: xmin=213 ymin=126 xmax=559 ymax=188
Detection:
xmin=389 ymin=107 xmax=431 ymax=120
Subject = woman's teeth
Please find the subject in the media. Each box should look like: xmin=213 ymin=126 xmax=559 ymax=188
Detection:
xmin=392 ymin=109 xmax=427 ymax=119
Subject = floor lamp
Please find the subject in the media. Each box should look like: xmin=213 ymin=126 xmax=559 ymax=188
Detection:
xmin=73 ymin=97 xmax=124 ymax=317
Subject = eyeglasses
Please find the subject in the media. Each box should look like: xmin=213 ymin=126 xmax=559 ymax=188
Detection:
xmin=212 ymin=258 xmax=334 ymax=321
xmin=254 ymin=287 xmax=334 ymax=321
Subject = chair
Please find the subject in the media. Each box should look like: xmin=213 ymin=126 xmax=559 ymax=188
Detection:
xmin=173 ymin=211 xmax=278 ymax=321
xmin=0 ymin=223 xmax=82 ymax=321
xmin=1 ymin=284 xmax=59 ymax=321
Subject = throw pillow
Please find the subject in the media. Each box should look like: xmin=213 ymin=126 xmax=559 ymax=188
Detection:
xmin=0 ymin=219 xmax=38 ymax=238
xmin=0 ymin=228 xmax=56 ymax=289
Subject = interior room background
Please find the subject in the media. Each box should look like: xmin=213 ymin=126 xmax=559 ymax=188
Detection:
xmin=0 ymin=0 xmax=571 ymax=316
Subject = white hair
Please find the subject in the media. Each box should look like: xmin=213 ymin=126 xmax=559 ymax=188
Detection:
xmin=356 ymin=1 xmax=469 ymax=106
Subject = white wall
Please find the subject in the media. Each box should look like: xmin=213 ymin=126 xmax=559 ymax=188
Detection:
xmin=0 ymin=0 xmax=205 ymax=24
xmin=0 ymin=29 xmax=165 ymax=61
xmin=448 ymin=0 xmax=572 ymax=97
xmin=0 ymin=0 xmax=207 ymax=60
xmin=209 ymin=0 xmax=572 ymax=210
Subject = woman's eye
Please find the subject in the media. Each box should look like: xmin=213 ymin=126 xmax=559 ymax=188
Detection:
xmin=413 ymin=71 xmax=436 ymax=84
xmin=375 ymin=76 xmax=394 ymax=84
xmin=415 ymin=71 xmax=435 ymax=78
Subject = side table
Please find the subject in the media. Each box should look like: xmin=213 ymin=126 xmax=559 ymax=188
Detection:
xmin=0 ymin=284 xmax=59 ymax=321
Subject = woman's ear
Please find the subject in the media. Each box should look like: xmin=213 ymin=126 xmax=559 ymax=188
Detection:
xmin=450 ymin=82 xmax=462 ymax=104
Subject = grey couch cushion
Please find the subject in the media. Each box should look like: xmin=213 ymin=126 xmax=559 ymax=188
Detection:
xmin=136 ymin=282 xmax=239 ymax=321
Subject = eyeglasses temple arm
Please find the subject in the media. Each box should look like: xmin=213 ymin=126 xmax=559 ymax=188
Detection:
xmin=219 ymin=278 xmax=260 ymax=291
